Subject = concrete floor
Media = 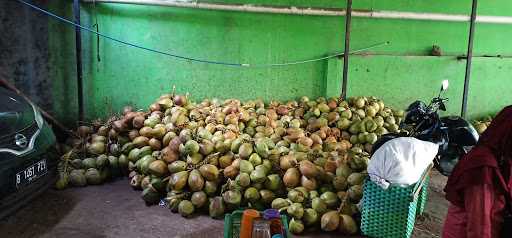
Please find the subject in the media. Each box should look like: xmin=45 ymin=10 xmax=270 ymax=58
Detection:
xmin=411 ymin=170 xmax=449 ymax=238
xmin=0 ymin=174 xmax=449 ymax=238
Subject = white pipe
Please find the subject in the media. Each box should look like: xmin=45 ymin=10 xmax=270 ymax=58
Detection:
xmin=353 ymin=10 xmax=512 ymax=24
xmin=82 ymin=0 xmax=346 ymax=16
xmin=82 ymin=0 xmax=512 ymax=24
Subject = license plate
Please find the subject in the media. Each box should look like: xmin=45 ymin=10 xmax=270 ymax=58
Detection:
xmin=16 ymin=159 xmax=47 ymax=188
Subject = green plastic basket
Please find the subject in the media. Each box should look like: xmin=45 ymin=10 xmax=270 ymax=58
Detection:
xmin=361 ymin=166 xmax=431 ymax=238
xmin=416 ymin=175 xmax=430 ymax=216
xmin=223 ymin=210 xmax=290 ymax=238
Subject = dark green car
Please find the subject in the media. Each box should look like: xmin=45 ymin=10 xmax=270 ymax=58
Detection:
xmin=0 ymin=86 xmax=57 ymax=218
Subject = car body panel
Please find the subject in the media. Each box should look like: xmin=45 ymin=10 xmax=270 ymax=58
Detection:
xmin=0 ymin=122 xmax=57 ymax=198
xmin=0 ymin=86 xmax=58 ymax=218
xmin=0 ymin=87 xmax=34 ymax=135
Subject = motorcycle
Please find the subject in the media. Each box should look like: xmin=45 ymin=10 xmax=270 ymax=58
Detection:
xmin=371 ymin=80 xmax=479 ymax=176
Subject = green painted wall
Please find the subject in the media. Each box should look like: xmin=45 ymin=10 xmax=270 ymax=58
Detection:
xmin=47 ymin=0 xmax=512 ymax=124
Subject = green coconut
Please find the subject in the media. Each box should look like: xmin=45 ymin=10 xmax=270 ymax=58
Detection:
xmin=303 ymin=208 xmax=319 ymax=226
xmin=199 ymin=140 xmax=215 ymax=156
xmin=85 ymin=168 xmax=102 ymax=185
xmin=138 ymin=146 xmax=153 ymax=160
xmin=235 ymin=173 xmax=251 ymax=188
xmin=259 ymin=190 xmax=275 ymax=204
xmin=95 ymin=155 xmax=108 ymax=169
xmin=162 ymin=131 xmax=176 ymax=147
xmin=248 ymin=167 xmax=266 ymax=184
xmin=178 ymin=200 xmax=195 ymax=217
xmin=70 ymin=159 xmax=83 ymax=169
xmin=121 ymin=142 xmax=135 ymax=154
xmin=191 ymin=191 xmax=208 ymax=208
xmin=321 ymin=211 xmax=340 ymax=231
xmin=133 ymin=136 xmax=149 ymax=148
xmin=320 ymin=191 xmax=339 ymax=208
xmin=271 ymin=198 xmax=290 ymax=210
xmin=244 ymin=187 xmax=260 ymax=202
xmin=151 ymin=177 xmax=166 ymax=193
xmin=128 ymin=148 xmax=141 ymax=162
xmin=108 ymin=155 xmax=119 ymax=170
xmin=188 ymin=169 xmax=205 ymax=192
xmin=287 ymin=203 xmax=304 ymax=219
xmin=366 ymin=133 xmax=378 ymax=144
xmin=199 ymin=164 xmax=219 ymax=181
xmin=137 ymin=155 xmax=156 ymax=175
xmin=248 ymin=153 xmax=262 ymax=166
xmin=69 ymin=170 xmax=87 ymax=187
xmin=295 ymin=187 xmax=310 ymax=200
xmin=348 ymin=121 xmax=361 ymax=135
xmin=167 ymin=197 xmax=182 ymax=213
xmin=88 ymin=142 xmax=106 ymax=155
xmin=204 ymin=180 xmax=218 ymax=196
xmin=255 ymin=164 xmax=270 ymax=175
xmin=169 ymin=171 xmax=189 ymax=191
xmin=223 ymin=190 xmax=242 ymax=209
xmin=288 ymin=189 xmax=305 ymax=203
xmin=255 ymin=142 xmax=269 ymax=158
xmin=209 ymin=196 xmax=226 ymax=219
xmin=264 ymin=174 xmax=282 ymax=191
xmin=336 ymin=118 xmax=351 ymax=130
xmin=142 ymin=186 xmax=161 ymax=205
xmin=238 ymin=143 xmax=253 ymax=158
xmin=262 ymin=159 xmax=272 ymax=172
xmin=148 ymin=160 xmax=168 ymax=177
xmin=184 ymin=140 xmax=200 ymax=155
xmin=349 ymin=135 xmax=359 ymax=144
xmin=230 ymin=138 xmax=243 ymax=153
xmin=82 ymin=158 xmax=97 ymax=169
xmin=347 ymin=172 xmax=366 ymax=186
xmin=332 ymin=176 xmax=348 ymax=191
xmin=312 ymin=197 xmax=328 ymax=214
xmin=55 ymin=173 xmax=69 ymax=190
xmin=186 ymin=153 xmax=203 ymax=165
xmin=310 ymin=190 xmax=319 ymax=199
xmin=239 ymin=160 xmax=254 ymax=174
xmin=289 ymin=218 xmax=305 ymax=235
xmin=168 ymin=161 xmax=187 ymax=174
xmin=348 ymin=184 xmax=363 ymax=202
xmin=219 ymin=154 xmax=233 ymax=169
xmin=339 ymin=214 xmax=358 ymax=235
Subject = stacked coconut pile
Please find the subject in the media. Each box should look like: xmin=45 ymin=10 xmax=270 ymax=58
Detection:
xmin=57 ymin=93 xmax=404 ymax=235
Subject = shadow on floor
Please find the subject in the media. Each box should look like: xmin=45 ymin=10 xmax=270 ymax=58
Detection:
xmin=0 ymin=188 xmax=78 ymax=238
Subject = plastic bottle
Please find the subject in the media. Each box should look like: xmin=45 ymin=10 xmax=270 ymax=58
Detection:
xmin=263 ymin=209 xmax=284 ymax=236
xmin=240 ymin=209 xmax=260 ymax=238
xmin=251 ymin=219 xmax=271 ymax=238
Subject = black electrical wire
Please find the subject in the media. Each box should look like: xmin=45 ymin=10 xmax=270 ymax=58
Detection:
xmin=17 ymin=0 xmax=388 ymax=67
xmin=17 ymin=0 xmax=243 ymax=66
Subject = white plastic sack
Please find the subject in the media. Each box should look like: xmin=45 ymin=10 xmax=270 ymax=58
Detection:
xmin=367 ymin=137 xmax=438 ymax=189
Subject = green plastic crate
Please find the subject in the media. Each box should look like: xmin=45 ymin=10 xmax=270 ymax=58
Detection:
xmin=416 ymin=175 xmax=430 ymax=216
xmin=224 ymin=210 xmax=290 ymax=238
xmin=361 ymin=166 xmax=431 ymax=238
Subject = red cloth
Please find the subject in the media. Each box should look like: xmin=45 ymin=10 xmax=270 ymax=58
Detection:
xmin=443 ymin=106 xmax=512 ymax=238
xmin=443 ymin=177 xmax=506 ymax=238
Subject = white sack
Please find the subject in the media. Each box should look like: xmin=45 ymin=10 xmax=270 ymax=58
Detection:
xmin=367 ymin=137 xmax=438 ymax=189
